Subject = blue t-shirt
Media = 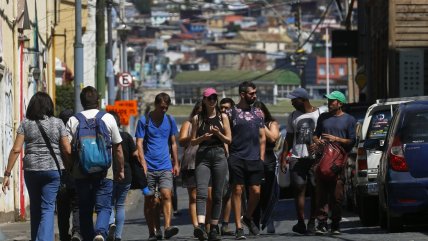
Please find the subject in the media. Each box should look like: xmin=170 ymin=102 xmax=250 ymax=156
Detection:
xmin=227 ymin=106 xmax=265 ymax=160
xmin=135 ymin=114 xmax=178 ymax=171
xmin=314 ymin=112 xmax=357 ymax=152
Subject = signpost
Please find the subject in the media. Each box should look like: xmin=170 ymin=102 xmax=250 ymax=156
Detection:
xmin=118 ymin=72 xmax=133 ymax=87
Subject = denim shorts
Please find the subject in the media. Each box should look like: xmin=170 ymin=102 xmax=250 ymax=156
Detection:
xmin=147 ymin=170 xmax=173 ymax=191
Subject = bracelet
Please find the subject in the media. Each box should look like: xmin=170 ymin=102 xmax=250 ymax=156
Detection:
xmin=4 ymin=170 xmax=11 ymax=177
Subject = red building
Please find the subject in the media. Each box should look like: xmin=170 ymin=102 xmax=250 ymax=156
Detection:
xmin=316 ymin=57 xmax=348 ymax=85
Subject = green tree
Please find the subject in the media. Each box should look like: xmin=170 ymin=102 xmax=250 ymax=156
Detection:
xmin=132 ymin=0 xmax=152 ymax=14
xmin=55 ymin=84 xmax=75 ymax=115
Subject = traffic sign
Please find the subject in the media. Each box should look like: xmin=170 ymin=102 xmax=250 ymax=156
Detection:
xmin=118 ymin=72 xmax=133 ymax=87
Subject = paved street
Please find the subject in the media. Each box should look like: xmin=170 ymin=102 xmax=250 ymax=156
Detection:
xmin=1 ymin=187 xmax=428 ymax=241
xmin=120 ymin=188 xmax=428 ymax=241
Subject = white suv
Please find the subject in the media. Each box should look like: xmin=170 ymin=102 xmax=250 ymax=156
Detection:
xmin=352 ymin=96 xmax=428 ymax=226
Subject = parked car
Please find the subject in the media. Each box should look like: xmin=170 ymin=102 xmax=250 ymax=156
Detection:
xmin=378 ymin=101 xmax=428 ymax=232
xmin=341 ymin=103 xmax=372 ymax=211
xmin=350 ymin=96 xmax=428 ymax=226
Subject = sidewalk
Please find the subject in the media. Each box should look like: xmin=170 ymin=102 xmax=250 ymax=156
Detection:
xmin=0 ymin=190 xmax=142 ymax=241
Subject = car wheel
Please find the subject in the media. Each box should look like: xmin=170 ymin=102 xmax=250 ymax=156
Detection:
xmin=358 ymin=195 xmax=379 ymax=226
xmin=386 ymin=209 xmax=402 ymax=233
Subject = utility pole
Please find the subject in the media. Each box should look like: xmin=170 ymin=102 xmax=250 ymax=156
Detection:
xmin=296 ymin=0 xmax=302 ymax=45
xmin=326 ymin=26 xmax=330 ymax=95
xmin=96 ymin=0 xmax=106 ymax=107
xmin=74 ymin=0 xmax=83 ymax=113
xmin=107 ymin=0 xmax=115 ymax=105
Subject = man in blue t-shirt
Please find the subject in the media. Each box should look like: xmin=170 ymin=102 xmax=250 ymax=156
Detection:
xmin=227 ymin=81 xmax=266 ymax=239
xmin=312 ymin=91 xmax=356 ymax=235
xmin=135 ymin=93 xmax=180 ymax=240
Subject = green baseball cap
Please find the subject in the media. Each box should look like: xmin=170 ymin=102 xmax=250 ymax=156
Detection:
xmin=324 ymin=91 xmax=347 ymax=103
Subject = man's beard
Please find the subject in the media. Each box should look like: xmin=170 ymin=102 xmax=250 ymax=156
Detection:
xmin=245 ymin=97 xmax=256 ymax=105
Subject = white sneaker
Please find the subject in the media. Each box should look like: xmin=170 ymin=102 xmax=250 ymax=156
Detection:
xmin=93 ymin=234 xmax=104 ymax=241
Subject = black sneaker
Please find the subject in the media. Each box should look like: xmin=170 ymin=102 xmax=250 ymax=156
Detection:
xmin=241 ymin=216 xmax=259 ymax=235
xmin=330 ymin=222 xmax=341 ymax=235
xmin=164 ymin=226 xmax=179 ymax=239
xmin=148 ymin=235 xmax=157 ymax=241
xmin=221 ymin=225 xmax=234 ymax=236
xmin=107 ymin=224 xmax=116 ymax=241
xmin=292 ymin=221 xmax=307 ymax=234
xmin=194 ymin=225 xmax=208 ymax=241
xmin=71 ymin=232 xmax=83 ymax=241
xmin=307 ymin=219 xmax=316 ymax=234
xmin=208 ymin=226 xmax=221 ymax=241
xmin=315 ymin=222 xmax=328 ymax=235
xmin=155 ymin=229 xmax=163 ymax=240
xmin=235 ymin=228 xmax=246 ymax=240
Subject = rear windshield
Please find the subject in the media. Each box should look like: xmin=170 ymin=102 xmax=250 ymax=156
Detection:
xmin=367 ymin=110 xmax=393 ymax=140
xmin=401 ymin=112 xmax=428 ymax=143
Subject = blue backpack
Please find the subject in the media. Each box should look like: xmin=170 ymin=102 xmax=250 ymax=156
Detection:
xmin=74 ymin=111 xmax=112 ymax=174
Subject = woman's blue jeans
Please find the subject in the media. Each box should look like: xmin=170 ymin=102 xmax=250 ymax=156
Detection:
xmin=109 ymin=182 xmax=131 ymax=239
xmin=25 ymin=170 xmax=60 ymax=241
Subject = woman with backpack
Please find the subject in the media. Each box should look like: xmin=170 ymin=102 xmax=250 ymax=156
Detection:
xmin=178 ymin=101 xmax=203 ymax=229
xmin=2 ymin=92 xmax=72 ymax=241
xmin=251 ymin=101 xmax=280 ymax=233
xmin=191 ymin=88 xmax=231 ymax=241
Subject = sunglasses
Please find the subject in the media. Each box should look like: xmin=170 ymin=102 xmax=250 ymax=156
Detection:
xmin=206 ymin=95 xmax=218 ymax=101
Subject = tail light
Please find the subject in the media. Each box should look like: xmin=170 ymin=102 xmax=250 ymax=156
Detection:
xmin=389 ymin=136 xmax=408 ymax=172
xmin=357 ymin=147 xmax=368 ymax=171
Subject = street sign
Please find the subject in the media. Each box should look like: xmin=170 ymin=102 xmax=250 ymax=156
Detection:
xmin=106 ymin=105 xmax=130 ymax=125
xmin=118 ymin=72 xmax=133 ymax=87
xmin=115 ymin=100 xmax=138 ymax=116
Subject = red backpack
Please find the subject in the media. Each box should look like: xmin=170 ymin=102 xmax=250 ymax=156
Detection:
xmin=316 ymin=142 xmax=347 ymax=181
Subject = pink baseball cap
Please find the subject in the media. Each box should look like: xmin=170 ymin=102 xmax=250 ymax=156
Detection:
xmin=203 ymin=87 xmax=217 ymax=97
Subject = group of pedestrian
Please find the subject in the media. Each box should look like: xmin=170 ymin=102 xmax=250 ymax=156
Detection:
xmin=2 ymin=82 xmax=356 ymax=241
xmin=279 ymin=88 xmax=356 ymax=235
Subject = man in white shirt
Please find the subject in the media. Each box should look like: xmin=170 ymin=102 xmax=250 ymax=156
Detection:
xmin=279 ymin=88 xmax=322 ymax=235
xmin=66 ymin=86 xmax=124 ymax=241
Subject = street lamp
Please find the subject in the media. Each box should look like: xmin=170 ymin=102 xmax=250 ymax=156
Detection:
xmin=18 ymin=34 xmax=30 ymax=49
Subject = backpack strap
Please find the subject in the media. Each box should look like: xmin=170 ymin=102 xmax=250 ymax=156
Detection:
xmin=144 ymin=113 xmax=150 ymax=137
xmin=95 ymin=111 xmax=106 ymax=121
xmin=166 ymin=114 xmax=173 ymax=136
xmin=74 ymin=112 xmax=86 ymax=124
xmin=73 ymin=113 xmax=86 ymax=146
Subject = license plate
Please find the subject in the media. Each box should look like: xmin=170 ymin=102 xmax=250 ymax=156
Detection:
xmin=367 ymin=183 xmax=378 ymax=194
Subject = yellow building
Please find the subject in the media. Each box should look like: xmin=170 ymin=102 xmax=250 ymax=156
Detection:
xmin=0 ymin=0 xmax=89 ymax=222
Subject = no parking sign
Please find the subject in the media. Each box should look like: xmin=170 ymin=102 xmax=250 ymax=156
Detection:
xmin=118 ymin=72 xmax=133 ymax=87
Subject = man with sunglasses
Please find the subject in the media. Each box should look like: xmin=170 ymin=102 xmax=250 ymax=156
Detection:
xmin=227 ymin=81 xmax=266 ymax=239
xmin=279 ymin=87 xmax=322 ymax=235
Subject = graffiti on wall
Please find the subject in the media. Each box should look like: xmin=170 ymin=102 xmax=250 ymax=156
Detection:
xmin=2 ymin=71 xmax=13 ymax=177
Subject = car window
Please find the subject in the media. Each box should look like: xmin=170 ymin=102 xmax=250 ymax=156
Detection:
xmin=401 ymin=112 xmax=428 ymax=143
xmin=367 ymin=110 xmax=393 ymax=140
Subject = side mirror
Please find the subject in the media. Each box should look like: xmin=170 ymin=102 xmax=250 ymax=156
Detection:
xmin=363 ymin=139 xmax=382 ymax=150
